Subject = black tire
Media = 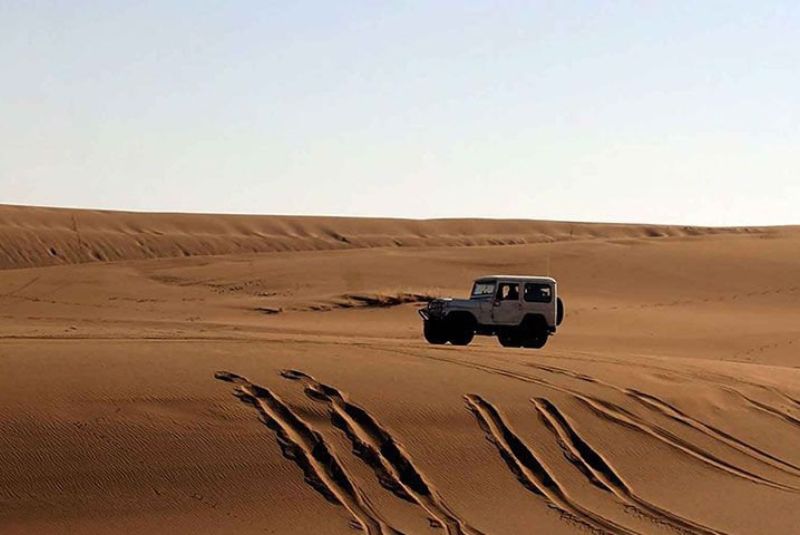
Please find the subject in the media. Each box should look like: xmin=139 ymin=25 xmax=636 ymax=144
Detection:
xmin=556 ymin=297 xmax=565 ymax=326
xmin=522 ymin=332 xmax=548 ymax=349
xmin=497 ymin=328 xmax=522 ymax=348
xmin=520 ymin=315 xmax=549 ymax=349
xmin=447 ymin=314 xmax=475 ymax=346
xmin=423 ymin=320 xmax=448 ymax=344
xmin=449 ymin=327 xmax=474 ymax=346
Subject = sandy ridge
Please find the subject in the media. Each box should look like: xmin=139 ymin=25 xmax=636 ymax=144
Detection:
xmin=0 ymin=204 xmax=778 ymax=270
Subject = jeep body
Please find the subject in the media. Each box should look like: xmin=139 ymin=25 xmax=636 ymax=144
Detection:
xmin=418 ymin=275 xmax=564 ymax=348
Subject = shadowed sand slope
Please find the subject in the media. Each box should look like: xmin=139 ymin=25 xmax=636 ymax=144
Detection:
xmin=1 ymin=206 xmax=799 ymax=534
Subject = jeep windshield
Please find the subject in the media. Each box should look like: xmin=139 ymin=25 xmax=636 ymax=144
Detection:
xmin=471 ymin=280 xmax=495 ymax=298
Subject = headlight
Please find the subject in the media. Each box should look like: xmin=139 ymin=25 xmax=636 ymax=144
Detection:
xmin=426 ymin=300 xmax=444 ymax=316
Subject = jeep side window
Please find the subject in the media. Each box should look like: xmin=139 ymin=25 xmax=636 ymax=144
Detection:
xmin=496 ymin=283 xmax=519 ymax=301
xmin=524 ymin=283 xmax=552 ymax=303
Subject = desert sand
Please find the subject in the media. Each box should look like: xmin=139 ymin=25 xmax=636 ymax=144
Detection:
xmin=1 ymin=204 xmax=799 ymax=534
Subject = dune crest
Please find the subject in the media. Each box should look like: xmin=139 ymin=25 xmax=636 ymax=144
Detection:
xmin=0 ymin=204 xmax=774 ymax=270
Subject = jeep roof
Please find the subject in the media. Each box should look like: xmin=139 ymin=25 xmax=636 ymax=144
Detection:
xmin=474 ymin=275 xmax=556 ymax=284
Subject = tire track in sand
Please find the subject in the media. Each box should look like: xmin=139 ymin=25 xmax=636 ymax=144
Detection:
xmin=722 ymin=387 xmax=800 ymax=430
xmin=392 ymin=351 xmax=800 ymax=494
xmin=281 ymin=369 xmax=482 ymax=535
xmin=531 ymin=398 xmax=725 ymax=535
xmin=524 ymin=363 xmax=800 ymax=478
xmin=625 ymin=389 xmax=800 ymax=477
xmin=575 ymin=395 xmax=799 ymax=493
xmin=465 ymin=394 xmax=639 ymax=535
xmin=214 ymin=371 xmax=400 ymax=535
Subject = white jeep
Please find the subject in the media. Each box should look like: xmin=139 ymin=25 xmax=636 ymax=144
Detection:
xmin=418 ymin=275 xmax=564 ymax=349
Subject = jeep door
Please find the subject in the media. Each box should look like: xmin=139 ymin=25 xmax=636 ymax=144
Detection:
xmin=491 ymin=282 xmax=522 ymax=325
xmin=470 ymin=279 xmax=496 ymax=324
xmin=523 ymin=282 xmax=556 ymax=326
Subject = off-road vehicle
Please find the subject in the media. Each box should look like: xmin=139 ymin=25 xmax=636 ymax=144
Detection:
xmin=418 ymin=275 xmax=564 ymax=348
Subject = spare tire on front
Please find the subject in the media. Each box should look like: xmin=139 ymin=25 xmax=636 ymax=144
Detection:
xmin=556 ymin=297 xmax=565 ymax=326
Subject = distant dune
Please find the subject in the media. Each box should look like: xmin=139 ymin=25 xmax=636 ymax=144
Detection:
xmin=0 ymin=204 xmax=776 ymax=270
xmin=1 ymin=204 xmax=799 ymax=534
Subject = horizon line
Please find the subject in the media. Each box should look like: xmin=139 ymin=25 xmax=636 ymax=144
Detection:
xmin=1 ymin=202 xmax=798 ymax=230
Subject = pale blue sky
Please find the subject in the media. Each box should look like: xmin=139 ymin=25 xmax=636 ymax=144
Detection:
xmin=1 ymin=1 xmax=798 ymax=225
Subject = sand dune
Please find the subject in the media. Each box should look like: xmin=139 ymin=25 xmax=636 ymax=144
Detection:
xmin=1 ymin=205 xmax=799 ymax=534
xmin=0 ymin=204 xmax=775 ymax=270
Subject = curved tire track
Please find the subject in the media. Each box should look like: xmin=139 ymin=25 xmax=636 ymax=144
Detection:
xmin=465 ymin=394 xmax=639 ymax=535
xmin=575 ymin=395 xmax=799 ymax=493
xmin=532 ymin=397 xmax=725 ymax=535
xmin=523 ymin=362 xmax=800 ymax=479
xmin=281 ymin=369 xmax=481 ymax=535
xmin=723 ymin=387 xmax=800 ymax=430
xmin=625 ymin=389 xmax=800 ymax=477
xmin=400 ymin=351 xmax=800 ymax=494
xmin=214 ymin=371 xmax=399 ymax=535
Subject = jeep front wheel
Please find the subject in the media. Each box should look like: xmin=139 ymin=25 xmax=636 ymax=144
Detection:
xmin=448 ymin=325 xmax=474 ymax=346
xmin=497 ymin=328 xmax=522 ymax=348
xmin=447 ymin=314 xmax=475 ymax=346
xmin=423 ymin=320 xmax=448 ymax=344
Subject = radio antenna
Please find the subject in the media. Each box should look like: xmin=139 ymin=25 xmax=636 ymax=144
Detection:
xmin=546 ymin=248 xmax=551 ymax=276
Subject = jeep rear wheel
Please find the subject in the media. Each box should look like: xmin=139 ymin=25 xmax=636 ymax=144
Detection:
xmin=522 ymin=332 xmax=548 ymax=349
xmin=423 ymin=320 xmax=448 ymax=344
xmin=520 ymin=315 xmax=549 ymax=349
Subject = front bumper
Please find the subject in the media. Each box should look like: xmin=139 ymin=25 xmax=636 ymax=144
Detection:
xmin=419 ymin=301 xmax=447 ymax=321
